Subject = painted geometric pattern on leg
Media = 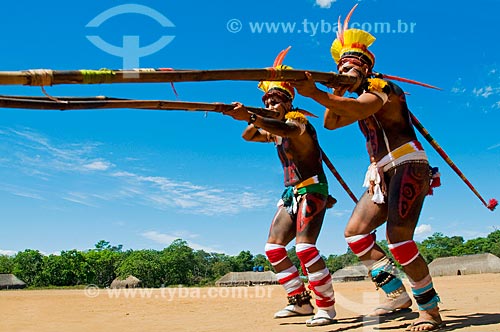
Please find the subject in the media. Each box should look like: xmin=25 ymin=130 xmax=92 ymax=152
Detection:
xmin=398 ymin=164 xmax=427 ymax=219
xmin=297 ymin=193 xmax=326 ymax=233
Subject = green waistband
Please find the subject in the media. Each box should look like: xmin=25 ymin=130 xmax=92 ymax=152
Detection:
xmin=295 ymin=182 xmax=329 ymax=196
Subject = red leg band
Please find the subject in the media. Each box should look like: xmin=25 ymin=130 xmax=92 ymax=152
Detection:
xmin=388 ymin=240 xmax=419 ymax=266
xmin=345 ymin=233 xmax=376 ymax=257
xmin=265 ymin=243 xmax=287 ymax=266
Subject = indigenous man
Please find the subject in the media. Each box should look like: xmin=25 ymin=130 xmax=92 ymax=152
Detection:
xmin=223 ymin=52 xmax=337 ymax=327
xmin=291 ymin=6 xmax=444 ymax=332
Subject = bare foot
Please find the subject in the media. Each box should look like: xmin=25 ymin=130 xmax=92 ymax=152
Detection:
xmin=406 ymin=307 xmax=444 ymax=331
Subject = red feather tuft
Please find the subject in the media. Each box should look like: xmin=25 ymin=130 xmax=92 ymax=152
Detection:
xmin=273 ymin=46 xmax=291 ymax=67
xmin=297 ymin=108 xmax=318 ymax=118
xmin=380 ymin=73 xmax=442 ymax=90
xmin=272 ymin=50 xmax=284 ymax=67
xmin=487 ymin=198 xmax=498 ymax=211
xmin=337 ymin=16 xmax=344 ymax=45
xmin=158 ymin=68 xmax=179 ymax=97
xmin=343 ymin=3 xmax=358 ymax=32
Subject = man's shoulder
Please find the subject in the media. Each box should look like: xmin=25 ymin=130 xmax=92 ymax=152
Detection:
xmin=365 ymin=78 xmax=392 ymax=94
xmin=285 ymin=111 xmax=309 ymax=124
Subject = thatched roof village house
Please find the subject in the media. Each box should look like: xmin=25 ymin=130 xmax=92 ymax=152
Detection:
xmin=215 ymin=271 xmax=278 ymax=287
xmin=331 ymin=264 xmax=369 ymax=283
xmin=0 ymin=274 xmax=27 ymax=290
xmin=429 ymin=253 xmax=500 ymax=277
xmin=110 ymin=275 xmax=141 ymax=289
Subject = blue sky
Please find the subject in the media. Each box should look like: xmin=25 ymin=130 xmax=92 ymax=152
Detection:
xmin=0 ymin=0 xmax=499 ymax=257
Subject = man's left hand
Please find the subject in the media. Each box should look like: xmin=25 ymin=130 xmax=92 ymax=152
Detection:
xmin=291 ymin=71 xmax=318 ymax=98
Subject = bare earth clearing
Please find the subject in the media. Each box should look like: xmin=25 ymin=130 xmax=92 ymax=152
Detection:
xmin=1 ymin=274 xmax=499 ymax=332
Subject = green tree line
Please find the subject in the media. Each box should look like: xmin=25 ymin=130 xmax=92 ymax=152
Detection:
xmin=1 ymin=231 xmax=499 ymax=288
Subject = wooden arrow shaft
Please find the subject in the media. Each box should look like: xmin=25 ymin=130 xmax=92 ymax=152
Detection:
xmin=0 ymin=68 xmax=358 ymax=87
xmin=0 ymin=95 xmax=282 ymax=118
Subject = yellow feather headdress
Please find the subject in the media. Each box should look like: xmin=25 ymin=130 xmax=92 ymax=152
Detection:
xmin=258 ymin=46 xmax=295 ymax=100
xmin=330 ymin=4 xmax=376 ymax=69
xmin=330 ymin=4 xmax=442 ymax=91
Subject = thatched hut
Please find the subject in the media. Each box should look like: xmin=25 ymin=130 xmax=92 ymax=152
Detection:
xmin=0 ymin=274 xmax=27 ymax=290
xmin=215 ymin=271 xmax=278 ymax=287
xmin=110 ymin=275 xmax=141 ymax=289
xmin=429 ymin=253 xmax=500 ymax=277
xmin=331 ymin=264 xmax=369 ymax=283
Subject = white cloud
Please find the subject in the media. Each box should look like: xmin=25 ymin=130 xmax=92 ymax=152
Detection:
xmin=62 ymin=193 xmax=99 ymax=207
xmin=315 ymin=0 xmax=337 ymax=8
xmin=415 ymin=224 xmax=432 ymax=238
xmin=142 ymin=231 xmax=179 ymax=244
xmin=172 ymin=230 xmax=199 ymax=239
xmin=488 ymin=143 xmax=500 ymax=150
xmin=457 ymin=230 xmax=489 ymax=239
xmin=12 ymin=191 xmax=44 ymax=200
xmin=473 ymin=86 xmax=494 ymax=98
xmin=488 ymin=225 xmax=500 ymax=232
xmin=0 ymin=128 xmax=111 ymax=174
xmin=141 ymin=231 xmax=222 ymax=253
xmin=451 ymin=87 xmax=466 ymax=94
xmin=453 ymin=66 xmax=500 ymax=110
xmin=0 ymin=183 xmax=46 ymax=201
xmin=328 ymin=209 xmax=352 ymax=218
xmin=0 ymin=249 xmax=17 ymax=256
xmin=1 ymin=128 xmax=272 ymax=216
xmin=112 ymin=171 xmax=270 ymax=215
xmin=83 ymin=160 xmax=112 ymax=171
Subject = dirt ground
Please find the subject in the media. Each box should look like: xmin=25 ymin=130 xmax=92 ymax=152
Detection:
xmin=1 ymin=273 xmax=499 ymax=332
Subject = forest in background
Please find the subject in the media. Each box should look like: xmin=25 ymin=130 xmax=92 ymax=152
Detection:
xmin=1 ymin=230 xmax=499 ymax=288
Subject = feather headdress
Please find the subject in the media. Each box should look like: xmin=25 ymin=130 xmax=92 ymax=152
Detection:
xmin=258 ymin=46 xmax=295 ymax=100
xmin=331 ymin=4 xmax=441 ymax=90
xmin=331 ymin=4 xmax=376 ymax=69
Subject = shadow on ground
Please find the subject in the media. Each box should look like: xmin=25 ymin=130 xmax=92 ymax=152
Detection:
xmin=280 ymin=309 xmax=500 ymax=331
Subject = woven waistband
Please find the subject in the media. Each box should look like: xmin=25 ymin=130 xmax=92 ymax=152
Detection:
xmin=295 ymin=175 xmax=320 ymax=189
xmin=378 ymin=141 xmax=428 ymax=172
xmin=293 ymin=174 xmax=328 ymax=196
